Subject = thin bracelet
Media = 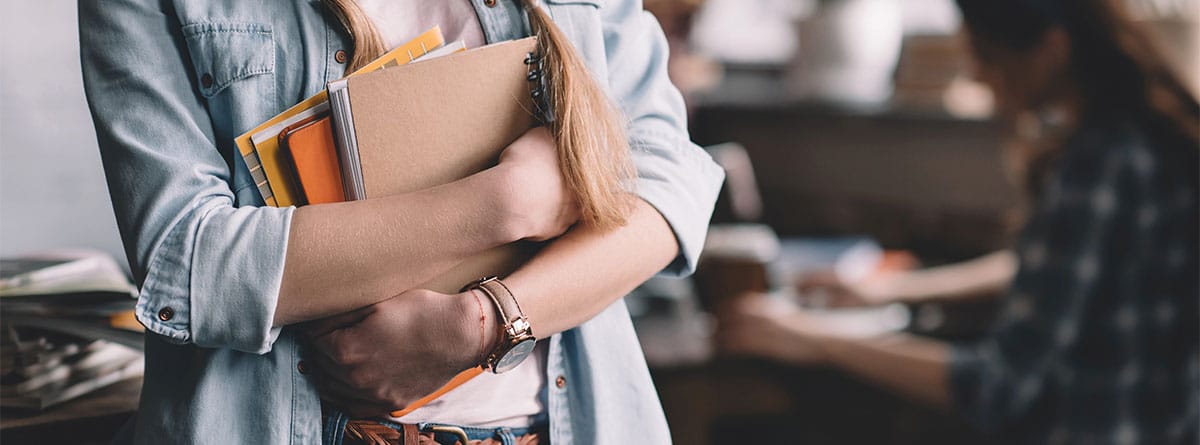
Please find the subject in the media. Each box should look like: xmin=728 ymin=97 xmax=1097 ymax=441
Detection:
xmin=472 ymin=290 xmax=488 ymax=367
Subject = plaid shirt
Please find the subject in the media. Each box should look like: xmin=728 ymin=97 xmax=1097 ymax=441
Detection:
xmin=951 ymin=116 xmax=1199 ymax=444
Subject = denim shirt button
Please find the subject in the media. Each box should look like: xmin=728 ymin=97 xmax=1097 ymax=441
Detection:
xmin=334 ymin=50 xmax=348 ymax=64
xmin=484 ymin=0 xmax=497 ymax=7
xmin=297 ymin=361 xmax=309 ymax=374
xmin=555 ymin=375 xmax=566 ymax=389
xmin=199 ymin=73 xmax=214 ymax=89
xmin=158 ymin=307 xmax=175 ymax=322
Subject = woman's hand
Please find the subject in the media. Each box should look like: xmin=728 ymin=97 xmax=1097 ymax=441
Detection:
xmin=796 ymin=272 xmax=896 ymax=308
xmin=715 ymin=294 xmax=833 ymax=366
xmin=306 ymin=288 xmax=495 ymax=417
xmin=496 ymin=127 xmax=580 ymax=242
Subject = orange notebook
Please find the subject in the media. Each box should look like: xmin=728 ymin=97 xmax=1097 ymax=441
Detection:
xmin=283 ymin=117 xmax=345 ymax=205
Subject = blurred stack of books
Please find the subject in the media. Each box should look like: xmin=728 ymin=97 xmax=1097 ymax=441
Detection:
xmin=0 ymin=250 xmax=142 ymax=410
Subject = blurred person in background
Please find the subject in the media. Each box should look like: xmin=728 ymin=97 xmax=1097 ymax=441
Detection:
xmin=718 ymin=0 xmax=1199 ymax=443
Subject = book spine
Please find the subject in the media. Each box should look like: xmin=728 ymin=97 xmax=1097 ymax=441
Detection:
xmin=328 ymin=84 xmax=364 ymax=201
xmin=243 ymin=148 xmax=276 ymax=206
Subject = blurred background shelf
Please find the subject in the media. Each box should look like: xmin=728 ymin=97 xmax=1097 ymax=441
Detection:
xmin=691 ymin=97 xmax=1016 ymax=262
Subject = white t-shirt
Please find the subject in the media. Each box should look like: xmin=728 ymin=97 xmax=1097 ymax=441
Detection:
xmin=359 ymin=0 xmax=487 ymax=50
xmin=355 ymin=0 xmax=547 ymax=428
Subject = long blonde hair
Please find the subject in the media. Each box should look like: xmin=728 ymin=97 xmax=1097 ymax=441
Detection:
xmin=324 ymin=0 xmax=635 ymax=230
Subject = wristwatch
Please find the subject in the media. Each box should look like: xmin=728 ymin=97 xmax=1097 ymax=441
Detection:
xmin=465 ymin=276 xmax=537 ymax=374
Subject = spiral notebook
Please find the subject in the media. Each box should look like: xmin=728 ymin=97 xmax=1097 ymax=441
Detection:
xmin=325 ymin=36 xmax=544 ymax=295
xmin=327 ymin=37 xmax=540 ymax=203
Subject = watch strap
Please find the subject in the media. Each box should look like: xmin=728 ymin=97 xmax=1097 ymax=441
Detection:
xmin=475 ymin=277 xmax=528 ymax=332
xmin=465 ymin=276 xmax=536 ymax=373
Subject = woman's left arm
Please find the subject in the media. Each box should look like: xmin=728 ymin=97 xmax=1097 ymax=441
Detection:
xmin=506 ymin=199 xmax=679 ymax=336
xmin=507 ymin=0 xmax=727 ymax=335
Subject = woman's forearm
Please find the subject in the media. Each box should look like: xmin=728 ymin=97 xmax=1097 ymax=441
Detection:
xmin=822 ymin=333 xmax=954 ymax=409
xmin=885 ymin=250 xmax=1016 ymax=303
xmin=275 ymin=166 xmax=519 ymax=325
xmin=303 ymin=199 xmax=679 ymax=410
xmin=504 ymin=198 xmax=678 ymax=337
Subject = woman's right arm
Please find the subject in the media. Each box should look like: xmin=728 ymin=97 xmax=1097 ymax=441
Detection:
xmin=79 ymin=0 xmax=558 ymax=354
xmin=277 ymin=129 xmax=571 ymax=326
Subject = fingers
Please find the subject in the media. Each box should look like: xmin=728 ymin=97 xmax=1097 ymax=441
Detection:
xmin=310 ymin=354 xmax=397 ymax=417
xmin=797 ymin=272 xmax=872 ymax=308
xmin=310 ymin=325 xmax=351 ymax=362
xmin=796 ymin=271 xmax=842 ymax=291
xmin=305 ymin=305 xmax=375 ymax=339
xmin=795 ymin=272 xmax=840 ymax=305
xmin=309 ymin=338 xmax=355 ymax=381
xmin=306 ymin=319 xmax=420 ymax=417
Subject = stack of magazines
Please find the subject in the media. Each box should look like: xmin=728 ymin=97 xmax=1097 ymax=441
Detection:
xmin=0 ymin=249 xmax=142 ymax=410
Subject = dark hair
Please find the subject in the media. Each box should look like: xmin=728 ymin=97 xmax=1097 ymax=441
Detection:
xmin=956 ymin=0 xmax=1199 ymax=192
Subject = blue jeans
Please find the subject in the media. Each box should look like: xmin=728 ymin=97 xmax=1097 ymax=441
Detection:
xmin=322 ymin=409 xmax=546 ymax=445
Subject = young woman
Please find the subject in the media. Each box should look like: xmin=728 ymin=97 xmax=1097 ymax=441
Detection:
xmin=79 ymin=0 xmax=724 ymax=443
xmin=720 ymin=0 xmax=1198 ymax=443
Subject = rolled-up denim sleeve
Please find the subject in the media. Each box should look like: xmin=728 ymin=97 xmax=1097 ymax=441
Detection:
xmin=600 ymin=0 xmax=725 ymax=276
xmin=79 ymin=0 xmax=289 ymax=354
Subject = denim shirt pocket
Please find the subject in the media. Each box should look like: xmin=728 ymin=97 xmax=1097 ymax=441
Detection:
xmin=181 ymin=22 xmax=276 ymax=203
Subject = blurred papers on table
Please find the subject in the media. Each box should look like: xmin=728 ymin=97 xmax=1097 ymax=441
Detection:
xmin=0 ymin=250 xmax=142 ymax=411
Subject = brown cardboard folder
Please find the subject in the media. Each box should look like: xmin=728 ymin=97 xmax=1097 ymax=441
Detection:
xmin=330 ymin=37 xmax=541 ymax=295
xmin=349 ymin=37 xmax=537 ymax=198
xmin=328 ymin=38 xmax=543 ymax=417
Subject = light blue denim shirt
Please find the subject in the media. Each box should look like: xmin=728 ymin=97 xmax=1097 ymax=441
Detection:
xmin=80 ymin=0 xmax=723 ymax=443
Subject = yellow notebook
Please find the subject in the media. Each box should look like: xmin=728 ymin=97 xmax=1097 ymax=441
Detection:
xmin=235 ymin=27 xmax=446 ymax=207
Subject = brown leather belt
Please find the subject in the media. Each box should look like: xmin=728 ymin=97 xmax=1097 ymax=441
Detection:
xmin=342 ymin=419 xmax=544 ymax=445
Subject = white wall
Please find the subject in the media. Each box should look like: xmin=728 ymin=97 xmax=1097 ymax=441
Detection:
xmin=0 ymin=2 xmax=127 ymax=267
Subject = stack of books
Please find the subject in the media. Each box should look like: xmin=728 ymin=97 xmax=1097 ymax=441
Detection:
xmin=236 ymin=27 xmax=547 ymax=417
xmin=0 ymin=250 xmax=142 ymax=410
xmin=238 ymin=25 xmax=539 ymax=295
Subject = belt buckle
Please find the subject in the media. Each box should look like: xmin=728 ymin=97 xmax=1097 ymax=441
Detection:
xmin=427 ymin=425 xmax=471 ymax=445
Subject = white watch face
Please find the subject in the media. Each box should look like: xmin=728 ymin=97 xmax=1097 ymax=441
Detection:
xmin=494 ymin=339 xmax=536 ymax=373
